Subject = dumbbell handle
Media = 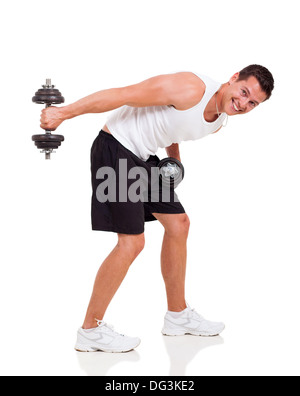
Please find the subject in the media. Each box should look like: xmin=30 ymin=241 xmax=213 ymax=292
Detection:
xmin=44 ymin=78 xmax=58 ymax=133
xmin=41 ymin=83 xmax=53 ymax=158
xmin=44 ymin=104 xmax=51 ymax=134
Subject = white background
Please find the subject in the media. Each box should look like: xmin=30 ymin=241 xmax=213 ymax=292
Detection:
xmin=1 ymin=0 xmax=299 ymax=376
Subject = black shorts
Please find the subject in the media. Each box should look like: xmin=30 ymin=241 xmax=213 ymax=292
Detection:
xmin=90 ymin=130 xmax=185 ymax=234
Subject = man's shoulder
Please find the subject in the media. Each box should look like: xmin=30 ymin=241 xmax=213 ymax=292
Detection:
xmin=167 ymin=72 xmax=206 ymax=110
xmin=171 ymin=71 xmax=205 ymax=86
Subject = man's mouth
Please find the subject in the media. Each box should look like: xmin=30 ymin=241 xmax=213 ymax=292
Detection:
xmin=231 ymin=99 xmax=240 ymax=112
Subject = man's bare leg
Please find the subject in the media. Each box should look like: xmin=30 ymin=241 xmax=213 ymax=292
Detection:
xmin=153 ymin=213 xmax=190 ymax=312
xmin=82 ymin=233 xmax=145 ymax=329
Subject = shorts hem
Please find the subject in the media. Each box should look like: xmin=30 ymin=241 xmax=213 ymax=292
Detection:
xmin=92 ymin=225 xmax=145 ymax=235
xmin=150 ymin=209 xmax=186 ymax=215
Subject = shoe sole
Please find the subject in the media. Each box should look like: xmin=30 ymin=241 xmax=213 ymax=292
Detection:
xmin=162 ymin=327 xmax=225 ymax=337
xmin=74 ymin=340 xmax=141 ymax=353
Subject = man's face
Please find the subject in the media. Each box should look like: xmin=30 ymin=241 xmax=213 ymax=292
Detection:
xmin=222 ymin=73 xmax=268 ymax=116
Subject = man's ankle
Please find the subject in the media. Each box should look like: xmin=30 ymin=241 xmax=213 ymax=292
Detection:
xmin=82 ymin=318 xmax=101 ymax=330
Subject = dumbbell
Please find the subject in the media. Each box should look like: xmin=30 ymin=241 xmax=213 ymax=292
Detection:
xmin=32 ymin=79 xmax=65 ymax=159
xmin=158 ymin=157 xmax=184 ymax=188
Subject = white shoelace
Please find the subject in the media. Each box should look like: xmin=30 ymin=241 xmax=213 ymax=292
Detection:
xmin=95 ymin=319 xmax=124 ymax=336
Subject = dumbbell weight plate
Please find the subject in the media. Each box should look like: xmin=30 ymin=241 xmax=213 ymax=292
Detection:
xmin=158 ymin=157 xmax=184 ymax=188
xmin=32 ymin=88 xmax=65 ymax=105
xmin=32 ymin=134 xmax=65 ymax=150
xmin=33 ymin=141 xmax=63 ymax=149
xmin=32 ymin=134 xmax=65 ymax=142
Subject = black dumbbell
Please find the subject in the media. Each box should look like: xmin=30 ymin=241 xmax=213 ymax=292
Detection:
xmin=32 ymin=79 xmax=65 ymax=160
xmin=158 ymin=157 xmax=185 ymax=188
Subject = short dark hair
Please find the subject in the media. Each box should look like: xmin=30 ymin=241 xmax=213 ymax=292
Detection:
xmin=238 ymin=64 xmax=274 ymax=101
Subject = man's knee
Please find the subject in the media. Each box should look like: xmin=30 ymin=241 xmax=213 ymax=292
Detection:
xmin=117 ymin=233 xmax=145 ymax=260
xmin=165 ymin=213 xmax=190 ymax=238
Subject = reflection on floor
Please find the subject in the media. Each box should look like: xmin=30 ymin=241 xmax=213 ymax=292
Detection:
xmin=76 ymin=334 xmax=223 ymax=376
xmin=163 ymin=334 xmax=224 ymax=375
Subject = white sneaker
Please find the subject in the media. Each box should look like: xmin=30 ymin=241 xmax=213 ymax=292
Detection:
xmin=162 ymin=307 xmax=225 ymax=337
xmin=75 ymin=320 xmax=141 ymax=353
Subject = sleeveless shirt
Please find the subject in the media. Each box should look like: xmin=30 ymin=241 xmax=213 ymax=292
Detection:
xmin=106 ymin=73 xmax=226 ymax=161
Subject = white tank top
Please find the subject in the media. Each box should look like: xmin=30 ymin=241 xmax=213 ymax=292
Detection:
xmin=106 ymin=73 xmax=226 ymax=161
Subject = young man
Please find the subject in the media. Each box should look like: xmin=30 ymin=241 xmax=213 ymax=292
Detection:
xmin=40 ymin=65 xmax=274 ymax=353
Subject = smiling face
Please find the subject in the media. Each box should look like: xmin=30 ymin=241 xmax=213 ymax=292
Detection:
xmin=222 ymin=73 xmax=268 ymax=116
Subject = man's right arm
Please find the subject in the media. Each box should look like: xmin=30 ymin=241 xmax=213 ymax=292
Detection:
xmin=40 ymin=72 xmax=205 ymax=131
xmin=40 ymin=87 xmax=128 ymax=130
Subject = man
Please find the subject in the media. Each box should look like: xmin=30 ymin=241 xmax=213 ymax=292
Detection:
xmin=40 ymin=65 xmax=274 ymax=353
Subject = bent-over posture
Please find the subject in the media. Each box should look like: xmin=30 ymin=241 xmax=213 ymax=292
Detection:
xmin=40 ymin=65 xmax=274 ymax=353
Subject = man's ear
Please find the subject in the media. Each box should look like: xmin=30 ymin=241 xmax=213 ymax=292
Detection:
xmin=229 ymin=72 xmax=240 ymax=85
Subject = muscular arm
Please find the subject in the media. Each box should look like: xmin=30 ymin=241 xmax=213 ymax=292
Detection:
xmin=165 ymin=143 xmax=181 ymax=162
xmin=40 ymin=73 xmax=205 ymax=130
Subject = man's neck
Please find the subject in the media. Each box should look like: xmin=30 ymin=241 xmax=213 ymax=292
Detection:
xmin=204 ymin=83 xmax=227 ymax=122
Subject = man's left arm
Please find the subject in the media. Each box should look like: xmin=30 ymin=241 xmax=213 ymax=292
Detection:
xmin=165 ymin=143 xmax=181 ymax=162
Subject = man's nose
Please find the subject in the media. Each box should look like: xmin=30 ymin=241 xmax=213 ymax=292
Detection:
xmin=239 ymin=97 xmax=248 ymax=111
